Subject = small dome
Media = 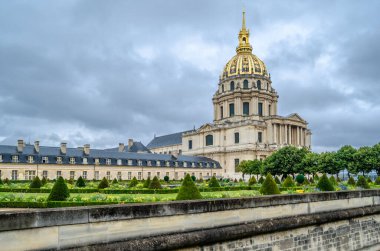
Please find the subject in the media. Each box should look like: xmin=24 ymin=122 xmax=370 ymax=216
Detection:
xmin=221 ymin=53 xmax=268 ymax=80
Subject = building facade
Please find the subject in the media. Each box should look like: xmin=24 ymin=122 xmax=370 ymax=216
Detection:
xmin=0 ymin=140 xmax=221 ymax=180
xmin=148 ymin=11 xmax=312 ymax=178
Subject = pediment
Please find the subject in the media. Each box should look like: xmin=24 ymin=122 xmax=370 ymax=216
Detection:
xmin=286 ymin=113 xmax=305 ymax=122
xmin=197 ymin=123 xmax=214 ymax=132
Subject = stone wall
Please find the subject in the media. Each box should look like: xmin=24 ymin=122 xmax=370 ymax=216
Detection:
xmin=0 ymin=190 xmax=379 ymax=250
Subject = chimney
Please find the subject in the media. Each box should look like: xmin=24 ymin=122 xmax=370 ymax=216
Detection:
xmin=60 ymin=142 xmax=67 ymax=155
xmin=83 ymin=144 xmax=90 ymax=155
xmin=128 ymin=139 xmax=133 ymax=149
xmin=118 ymin=143 xmax=125 ymax=152
xmin=34 ymin=141 xmax=40 ymax=153
xmin=17 ymin=139 xmax=24 ymax=152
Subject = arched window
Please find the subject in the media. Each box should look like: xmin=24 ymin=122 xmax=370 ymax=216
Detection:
xmin=243 ymin=102 xmax=249 ymax=116
xmin=243 ymin=79 xmax=248 ymax=89
xmin=257 ymin=80 xmax=261 ymax=90
xmin=221 ymin=84 xmax=224 ymax=92
xmin=230 ymin=81 xmax=235 ymax=91
xmin=205 ymin=135 xmax=213 ymax=146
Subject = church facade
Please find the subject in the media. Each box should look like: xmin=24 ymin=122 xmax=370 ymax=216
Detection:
xmin=148 ymin=12 xmax=312 ymax=178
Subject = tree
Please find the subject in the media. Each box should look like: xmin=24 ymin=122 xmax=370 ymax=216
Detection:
xmin=208 ymin=176 xmax=221 ymax=188
xmin=76 ymin=176 xmax=86 ymax=187
xmin=356 ymin=176 xmax=370 ymax=189
xmin=30 ymin=176 xmax=42 ymax=189
xmin=112 ymin=178 xmax=118 ymax=184
xmin=347 ymin=176 xmax=356 ymax=186
xmin=149 ymin=176 xmax=162 ymax=189
xmin=263 ymin=146 xmax=308 ymax=176
xmin=318 ymin=152 xmax=341 ymax=177
xmin=259 ymin=174 xmax=281 ymax=195
xmin=336 ymin=145 xmax=357 ymax=177
xmin=298 ymin=152 xmax=319 ymax=177
xmin=176 ymin=174 xmax=202 ymax=200
xmin=316 ymin=174 xmax=335 ymax=191
xmin=372 ymin=143 xmax=380 ymax=176
xmin=129 ymin=177 xmax=138 ymax=188
xmin=47 ymin=177 xmax=70 ymax=201
xmin=236 ymin=160 xmax=250 ymax=179
xmin=352 ymin=146 xmax=376 ymax=175
xmin=98 ymin=177 xmax=109 ymax=189
xmin=248 ymin=176 xmax=257 ymax=186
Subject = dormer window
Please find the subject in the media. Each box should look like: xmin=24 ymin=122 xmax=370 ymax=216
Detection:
xmin=41 ymin=157 xmax=49 ymax=164
xmin=117 ymin=159 xmax=122 ymax=166
xmin=12 ymin=155 xmax=19 ymax=163
xmin=183 ymin=162 xmax=187 ymax=168
xmin=57 ymin=157 xmax=62 ymax=164
xmin=70 ymin=157 xmax=76 ymax=164
xmin=166 ymin=161 xmax=170 ymax=167
xmin=106 ymin=159 xmax=111 ymax=165
xmin=156 ymin=160 xmax=161 ymax=166
xmin=28 ymin=156 xmax=34 ymax=164
xmin=138 ymin=160 xmax=142 ymax=166
xmin=192 ymin=162 xmax=196 ymax=168
xmin=95 ymin=158 xmax=100 ymax=165
xmin=83 ymin=158 xmax=88 ymax=165
xmin=175 ymin=161 xmax=178 ymax=167
xmin=147 ymin=160 xmax=152 ymax=166
xmin=0 ymin=155 xmax=2 ymax=162
xmin=128 ymin=159 xmax=133 ymax=166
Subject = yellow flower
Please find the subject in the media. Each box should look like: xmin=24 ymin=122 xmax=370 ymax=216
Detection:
xmin=296 ymin=189 xmax=304 ymax=193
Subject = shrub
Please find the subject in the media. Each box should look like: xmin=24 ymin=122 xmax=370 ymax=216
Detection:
xmin=149 ymin=176 xmax=162 ymax=189
xmin=76 ymin=176 xmax=86 ymax=187
xmin=208 ymin=176 xmax=221 ymax=188
xmin=129 ymin=177 xmax=139 ymax=188
xmin=356 ymin=176 xmax=370 ymax=189
xmin=67 ymin=178 xmax=74 ymax=185
xmin=98 ymin=177 xmax=109 ymax=189
xmin=234 ymin=178 xmax=238 ymax=183
xmin=274 ymin=176 xmax=281 ymax=184
xmin=337 ymin=177 xmax=341 ymax=182
xmin=112 ymin=178 xmax=118 ymax=184
xmin=41 ymin=177 xmax=47 ymax=186
xmin=258 ymin=176 xmax=265 ymax=184
xmin=303 ymin=178 xmax=310 ymax=185
xmin=314 ymin=174 xmax=319 ymax=181
xmin=0 ymin=179 xmax=3 ymax=185
xmin=282 ymin=176 xmax=295 ymax=188
xmin=347 ymin=176 xmax=356 ymax=186
xmin=329 ymin=176 xmax=337 ymax=185
xmin=30 ymin=176 xmax=42 ymax=189
xmin=367 ymin=177 xmax=372 ymax=184
xmin=316 ymin=174 xmax=335 ymax=191
xmin=259 ymin=174 xmax=281 ymax=195
xmin=376 ymin=177 xmax=380 ymax=185
xmin=191 ymin=175 xmax=196 ymax=182
xmin=309 ymin=177 xmax=314 ymax=184
xmin=47 ymin=177 xmax=70 ymax=201
xmin=176 ymin=174 xmax=202 ymax=200
xmin=4 ymin=178 xmax=10 ymax=184
xmin=164 ymin=176 xmax=169 ymax=182
xmin=143 ymin=177 xmax=151 ymax=188
xmin=248 ymin=176 xmax=257 ymax=186
xmin=295 ymin=174 xmax=305 ymax=185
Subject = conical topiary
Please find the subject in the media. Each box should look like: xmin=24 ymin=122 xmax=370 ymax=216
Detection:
xmin=98 ymin=177 xmax=109 ymax=189
xmin=347 ymin=176 xmax=356 ymax=186
xmin=0 ymin=179 xmax=3 ymax=185
xmin=208 ymin=176 xmax=221 ymax=188
xmin=259 ymin=174 xmax=281 ymax=195
xmin=274 ymin=176 xmax=281 ymax=184
xmin=47 ymin=176 xmax=70 ymax=201
xmin=248 ymin=176 xmax=257 ymax=186
xmin=176 ymin=174 xmax=202 ymax=200
xmin=129 ymin=177 xmax=138 ymax=188
xmin=356 ymin=176 xmax=370 ymax=189
xmin=4 ymin=178 xmax=9 ymax=185
xmin=149 ymin=176 xmax=162 ymax=189
xmin=258 ymin=176 xmax=265 ymax=184
xmin=41 ymin=176 xmax=47 ymax=186
xmin=375 ymin=177 xmax=380 ymax=185
xmin=282 ymin=176 xmax=295 ymax=188
xmin=317 ymin=174 xmax=335 ymax=191
xmin=76 ymin=176 xmax=86 ymax=187
xmin=329 ymin=176 xmax=337 ymax=185
xmin=30 ymin=176 xmax=42 ymax=189
xmin=367 ymin=177 xmax=372 ymax=184
xmin=112 ymin=178 xmax=118 ymax=184
xmin=143 ymin=177 xmax=151 ymax=188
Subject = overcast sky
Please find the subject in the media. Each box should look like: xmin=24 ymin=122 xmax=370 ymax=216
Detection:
xmin=0 ymin=0 xmax=379 ymax=152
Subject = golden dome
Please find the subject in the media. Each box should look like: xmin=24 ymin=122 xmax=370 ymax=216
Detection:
xmin=221 ymin=11 xmax=269 ymax=80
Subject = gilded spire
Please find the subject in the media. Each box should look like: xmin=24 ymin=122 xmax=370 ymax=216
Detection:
xmin=236 ymin=10 xmax=252 ymax=54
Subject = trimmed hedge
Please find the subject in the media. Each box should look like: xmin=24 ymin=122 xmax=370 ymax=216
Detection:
xmin=0 ymin=201 xmax=119 ymax=208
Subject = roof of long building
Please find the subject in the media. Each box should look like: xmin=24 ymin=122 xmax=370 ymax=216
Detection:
xmin=147 ymin=130 xmax=195 ymax=149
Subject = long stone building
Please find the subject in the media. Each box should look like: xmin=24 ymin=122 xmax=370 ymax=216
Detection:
xmin=148 ymin=11 xmax=312 ymax=178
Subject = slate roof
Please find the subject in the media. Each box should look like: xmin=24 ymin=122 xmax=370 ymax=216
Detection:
xmin=104 ymin=141 xmax=151 ymax=153
xmin=147 ymin=130 xmax=195 ymax=149
xmin=0 ymin=144 xmax=220 ymax=168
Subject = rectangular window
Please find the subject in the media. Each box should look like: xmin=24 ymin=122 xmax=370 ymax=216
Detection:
xmin=166 ymin=161 xmax=170 ymax=167
xmin=42 ymin=156 xmax=49 ymax=164
xmin=94 ymin=171 xmax=99 ymax=180
xmin=128 ymin=159 xmax=133 ymax=165
xmin=42 ymin=170 xmax=48 ymax=179
xmin=128 ymin=172 xmax=132 ymax=180
xmin=138 ymin=172 xmax=142 ymax=180
xmin=175 ymin=172 xmax=178 ymax=180
xmin=184 ymin=162 xmax=187 ymax=168
xmin=70 ymin=171 xmax=75 ymax=180
xmin=0 ymin=155 xmax=2 ymax=162
xmin=268 ymin=104 xmax=271 ymax=116
xmin=28 ymin=156 xmax=34 ymax=164
xmin=83 ymin=171 xmax=87 ymax=180
xmin=117 ymin=172 xmax=122 ymax=180
xmin=12 ymin=156 xmax=19 ymax=163
xmin=147 ymin=161 xmax=152 ymax=166
xmin=117 ymin=159 xmax=122 ymax=165
xmin=138 ymin=160 xmax=142 ymax=166
xmin=243 ymin=102 xmax=249 ymax=116
xmin=220 ymin=106 xmax=223 ymax=119
xmin=258 ymin=132 xmax=263 ymax=143
xmin=166 ymin=172 xmax=169 ymax=177
xmin=147 ymin=172 xmax=151 ymax=178
xmin=234 ymin=159 xmax=240 ymax=172
xmin=258 ymin=102 xmax=263 ymax=116
xmin=11 ymin=170 xmax=18 ymax=180
xmin=25 ymin=170 xmax=36 ymax=180
xmin=199 ymin=173 xmax=203 ymax=179
xmin=56 ymin=171 xmax=62 ymax=178
xmin=95 ymin=158 xmax=100 ymax=165
xmin=156 ymin=160 xmax=161 ymax=166
xmin=157 ymin=172 xmax=160 ymax=179
xmin=106 ymin=159 xmax=111 ymax=165
xmin=70 ymin=157 xmax=75 ymax=164
xmin=179 ymin=150 xmax=182 ymax=155
xmin=206 ymin=173 xmax=209 ymax=177
xmin=57 ymin=157 xmax=62 ymax=164
xmin=229 ymin=103 xmax=235 ymax=117
xmin=106 ymin=171 xmax=111 ymax=180
xmin=83 ymin=158 xmax=88 ymax=164
xmin=234 ymin=132 xmax=239 ymax=144
xmin=188 ymin=140 xmax=193 ymax=150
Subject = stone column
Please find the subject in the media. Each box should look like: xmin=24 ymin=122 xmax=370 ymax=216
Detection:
xmin=289 ymin=125 xmax=292 ymax=145
xmin=296 ymin=127 xmax=300 ymax=146
xmin=273 ymin=124 xmax=277 ymax=144
xmin=279 ymin=124 xmax=282 ymax=145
